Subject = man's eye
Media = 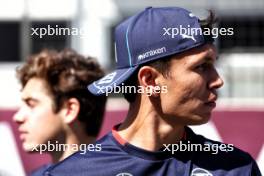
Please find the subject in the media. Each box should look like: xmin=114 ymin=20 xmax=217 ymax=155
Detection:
xmin=26 ymin=100 xmax=36 ymax=108
xmin=196 ymin=63 xmax=208 ymax=71
xmin=195 ymin=62 xmax=213 ymax=72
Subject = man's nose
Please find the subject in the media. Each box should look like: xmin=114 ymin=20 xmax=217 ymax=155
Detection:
xmin=13 ymin=108 xmax=26 ymax=124
xmin=208 ymin=68 xmax=224 ymax=90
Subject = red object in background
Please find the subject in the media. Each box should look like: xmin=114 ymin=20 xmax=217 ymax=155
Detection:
xmin=213 ymin=111 xmax=263 ymax=159
xmin=0 ymin=109 xmax=263 ymax=175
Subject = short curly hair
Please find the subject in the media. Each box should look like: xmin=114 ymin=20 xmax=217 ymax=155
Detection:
xmin=16 ymin=49 xmax=107 ymax=137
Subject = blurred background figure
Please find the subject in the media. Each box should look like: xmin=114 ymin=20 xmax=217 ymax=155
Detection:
xmin=13 ymin=49 xmax=106 ymax=175
xmin=0 ymin=0 xmax=263 ymax=175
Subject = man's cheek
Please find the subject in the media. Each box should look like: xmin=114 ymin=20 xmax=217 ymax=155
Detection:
xmin=184 ymin=81 xmax=205 ymax=97
xmin=177 ymin=88 xmax=194 ymax=104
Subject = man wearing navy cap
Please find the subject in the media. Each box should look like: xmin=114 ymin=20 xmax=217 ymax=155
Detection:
xmin=45 ymin=7 xmax=261 ymax=176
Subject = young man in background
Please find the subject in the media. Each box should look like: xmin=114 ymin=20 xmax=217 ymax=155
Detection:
xmin=13 ymin=49 xmax=106 ymax=175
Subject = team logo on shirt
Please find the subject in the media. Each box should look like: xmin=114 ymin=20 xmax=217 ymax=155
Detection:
xmin=116 ymin=173 xmax=133 ymax=176
xmin=191 ymin=168 xmax=213 ymax=176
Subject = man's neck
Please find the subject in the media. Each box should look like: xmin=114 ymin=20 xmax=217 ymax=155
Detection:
xmin=117 ymin=100 xmax=185 ymax=151
xmin=50 ymin=131 xmax=95 ymax=163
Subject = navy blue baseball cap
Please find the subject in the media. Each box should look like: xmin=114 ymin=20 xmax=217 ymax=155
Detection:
xmin=88 ymin=6 xmax=213 ymax=95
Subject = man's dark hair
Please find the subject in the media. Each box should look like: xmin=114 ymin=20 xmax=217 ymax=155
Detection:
xmin=123 ymin=10 xmax=216 ymax=103
xmin=16 ymin=49 xmax=106 ymax=137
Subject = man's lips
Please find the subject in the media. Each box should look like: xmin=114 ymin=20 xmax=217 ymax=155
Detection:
xmin=18 ymin=128 xmax=28 ymax=140
xmin=204 ymin=95 xmax=217 ymax=108
xmin=204 ymin=101 xmax=216 ymax=108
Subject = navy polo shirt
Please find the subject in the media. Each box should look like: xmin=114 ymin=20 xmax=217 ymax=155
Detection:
xmin=44 ymin=126 xmax=261 ymax=176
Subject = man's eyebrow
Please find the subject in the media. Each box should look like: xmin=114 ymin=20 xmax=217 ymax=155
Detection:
xmin=198 ymin=56 xmax=213 ymax=63
xmin=22 ymin=97 xmax=39 ymax=103
xmin=203 ymin=54 xmax=218 ymax=62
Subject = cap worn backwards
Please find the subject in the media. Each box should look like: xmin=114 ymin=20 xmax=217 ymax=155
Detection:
xmin=88 ymin=6 xmax=213 ymax=95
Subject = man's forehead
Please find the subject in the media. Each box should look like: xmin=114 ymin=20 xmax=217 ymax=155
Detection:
xmin=21 ymin=78 xmax=50 ymax=100
xmin=187 ymin=44 xmax=216 ymax=56
xmin=21 ymin=88 xmax=41 ymax=101
xmin=179 ymin=44 xmax=216 ymax=61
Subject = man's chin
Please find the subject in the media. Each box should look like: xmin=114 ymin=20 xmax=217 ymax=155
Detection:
xmin=188 ymin=114 xmax=211 ymax=125
xmin=22 ymin=142 xmax=39 ymax=153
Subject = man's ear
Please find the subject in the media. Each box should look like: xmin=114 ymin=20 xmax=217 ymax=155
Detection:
xmin=59 ymin=98 xmax=80 ymax=124
xmin=138 ymin=66 xmax=158 ymax=86
xmin=138 ymin=66 xmax=161 ymax=97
